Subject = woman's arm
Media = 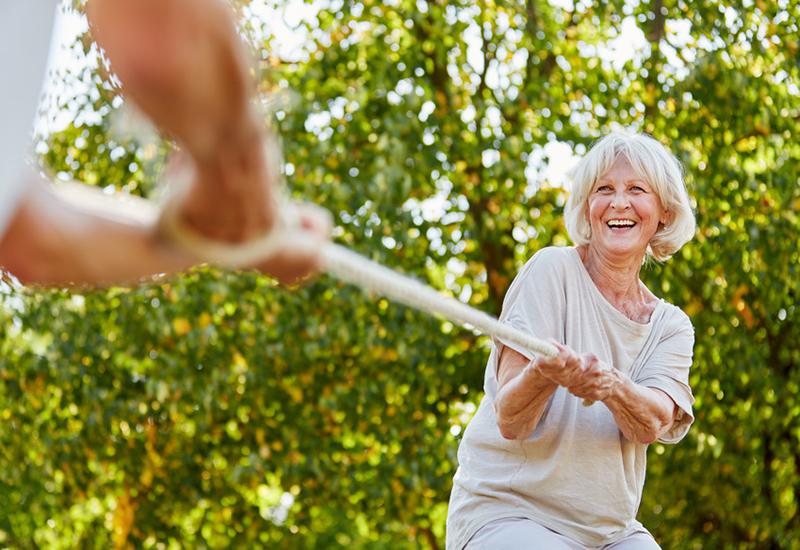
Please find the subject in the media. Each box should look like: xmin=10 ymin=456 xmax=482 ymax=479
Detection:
xmin=605 ymin=383 xmax=677 ymax=445
xmin=494 ymin=346 xmax=560 ymax=440
xmin=498 ymin=342 xmax=678 ymax=444
xmin=565 ymin=355 xmax=678 ymax=444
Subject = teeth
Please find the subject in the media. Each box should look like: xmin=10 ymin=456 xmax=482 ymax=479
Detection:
xmin=607 ymin=220 xmax=635 ymax=228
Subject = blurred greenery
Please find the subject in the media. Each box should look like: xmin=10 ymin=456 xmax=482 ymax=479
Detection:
xmin=2 ymin=0 xmax=800 ymax=548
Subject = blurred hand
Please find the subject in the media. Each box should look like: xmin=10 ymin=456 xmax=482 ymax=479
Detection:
xmin=159 ymin=141 xmax=334 ymax=286
xmin=251 ymin=203 xmax=333 ymax=286
xmin=175 ymin=136 xmax=283 ymax=244
xmin=156 ymin=151 xmax=332 ymax=285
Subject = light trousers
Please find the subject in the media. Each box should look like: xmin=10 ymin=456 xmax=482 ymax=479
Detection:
xmin=464 ymin=517 xmax=661 ymax=550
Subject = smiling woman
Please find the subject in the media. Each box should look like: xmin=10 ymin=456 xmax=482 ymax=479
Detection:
xmin=586 ymin=157 xmax=669 ymax=267
xmin=564 ymin=131 xmax=696 ymax=262
xmin=446 ymin=130 xmax=698 ymax=550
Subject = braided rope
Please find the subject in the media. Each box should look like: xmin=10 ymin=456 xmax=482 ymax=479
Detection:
xmin=322 ymin=243 xmax=558 ymax=359
xmin=322 ymin=243 xmax=594 ymax=407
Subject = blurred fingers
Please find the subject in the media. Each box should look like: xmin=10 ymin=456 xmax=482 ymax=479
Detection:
xmin=252 ymin=204 xmax=333 ymax=285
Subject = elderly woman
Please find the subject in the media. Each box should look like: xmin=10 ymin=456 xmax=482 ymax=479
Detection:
xmin=446 ymin=131 xmax=696 ymax=550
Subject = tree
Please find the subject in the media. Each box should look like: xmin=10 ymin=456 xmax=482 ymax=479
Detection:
xmin=1 ymin=0 xmax=800 ymax=548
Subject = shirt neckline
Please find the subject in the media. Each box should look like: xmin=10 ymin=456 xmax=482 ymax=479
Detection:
xmin=566 ymin=246 xmax=663 ymax=330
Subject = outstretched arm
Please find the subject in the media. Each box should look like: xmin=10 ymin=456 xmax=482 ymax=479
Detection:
xmin=0 ymin=176 xmax=330 ymax=288
xmin=86 ymin=0 xmax=281 ymax=244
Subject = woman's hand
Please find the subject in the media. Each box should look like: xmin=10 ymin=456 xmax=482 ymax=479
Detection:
xmin=562 ymin=353 xmax=622 ymax=403
xmin=534 ymin=342 xmax=590 ymax=388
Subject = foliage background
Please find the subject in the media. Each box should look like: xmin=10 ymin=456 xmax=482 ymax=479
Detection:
xmin=2 ymin=0 xmax=800 ymax=548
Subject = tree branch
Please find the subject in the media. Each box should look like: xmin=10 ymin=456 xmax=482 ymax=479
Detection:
xmin=422 ymin=526 xmax=440 ymax=550
xmin=644 ymin=0 xmax=665 ymax=122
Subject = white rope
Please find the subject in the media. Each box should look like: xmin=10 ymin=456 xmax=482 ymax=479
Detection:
xmin=322 ymin=243 xmax=595 ymax=406
xmin=322 ymin=243 xmax=558 ymax=359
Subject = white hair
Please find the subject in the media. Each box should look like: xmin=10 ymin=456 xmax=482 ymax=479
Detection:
xmin=563 ymin=130 xmax=696 ymax=261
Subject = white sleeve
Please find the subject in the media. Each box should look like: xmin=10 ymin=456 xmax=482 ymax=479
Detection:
xmin=634 ymin=312 xmax=696 ymax=444
xmin=495 ymin=247 xmax=568 ymax=360
xmin=0 ymin=0 xmax=59 ymax=236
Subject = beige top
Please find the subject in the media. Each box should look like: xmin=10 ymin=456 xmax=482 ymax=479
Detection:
xmin=446 ymin=246 xmax=695 ymax=550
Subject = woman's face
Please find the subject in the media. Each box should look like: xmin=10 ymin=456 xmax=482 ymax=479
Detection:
xmin=587 ymin=155 xmax=667 ymax=262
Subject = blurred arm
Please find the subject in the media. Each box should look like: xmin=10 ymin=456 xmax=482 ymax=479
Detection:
xmin=0 ymin=178 xmax=195 ymax=287
xmin=86 ymin=0 xmax=280 ymax=243
xmin=86 ymin=0 xmax=259 ymax=165
xmin=0 ymin=177 xmax=332 ymax=288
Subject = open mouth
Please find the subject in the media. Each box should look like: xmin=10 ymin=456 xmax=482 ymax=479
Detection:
xmin=607 ymin=219 xmax=636 ymax=230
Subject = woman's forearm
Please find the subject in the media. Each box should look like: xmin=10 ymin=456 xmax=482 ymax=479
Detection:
xmin=602 ymin=375 xmax=676 ymax=445
xmin=495 ymin=360 xmax=558 ymax=440
xmin=86 ymin=0 xmax=283 ymax=244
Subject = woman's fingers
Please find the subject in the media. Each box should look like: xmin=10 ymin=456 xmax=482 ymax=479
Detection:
xmin=536 ymin=344 xmax=585 ymax=387
xmin=567 ymin=354 xmax=617 ymax=402
xmin=536 ymin=348 xmax=617 ymax=403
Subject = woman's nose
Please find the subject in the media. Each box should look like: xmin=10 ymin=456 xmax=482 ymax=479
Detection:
xmin=611 ymin=191 xmax=630 ymax=209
